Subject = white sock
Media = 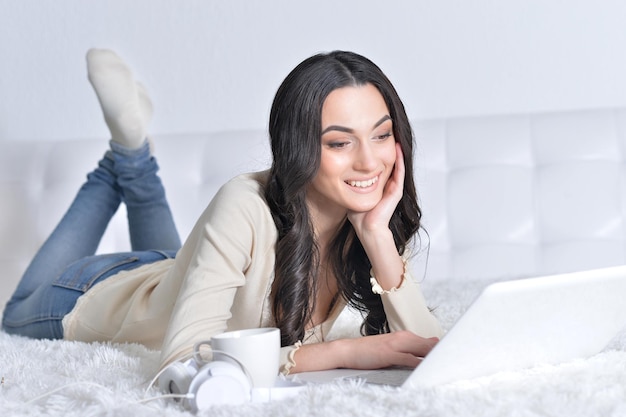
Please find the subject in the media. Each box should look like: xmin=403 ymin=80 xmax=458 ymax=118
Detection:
xmin=86 ymin=48 xmax=153 ymax=149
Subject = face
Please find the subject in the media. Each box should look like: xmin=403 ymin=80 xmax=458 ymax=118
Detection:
xmin=307 ymin=83 xmax=397 ymax=222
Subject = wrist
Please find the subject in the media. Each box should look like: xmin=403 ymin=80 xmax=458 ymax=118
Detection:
xmin=370 ymin=257 xmax=408 ymax=294
xmin=357 ymin=227 xmax=394 ymax=249
xmin=288 ymin=339 xmax=351 ymax=373
xmin=330 ymin=338 xmax=353 ymax=369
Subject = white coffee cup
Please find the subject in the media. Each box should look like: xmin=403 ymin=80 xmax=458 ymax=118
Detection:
xmin=209 ymin=328 xmax=280 ymax=388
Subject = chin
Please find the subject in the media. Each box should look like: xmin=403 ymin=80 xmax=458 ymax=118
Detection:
xmin=347 ymin=200 xmax=380 ymax=213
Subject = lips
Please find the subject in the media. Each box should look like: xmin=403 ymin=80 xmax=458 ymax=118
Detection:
xmin=347 ymin=176 xmax=379 ymax=188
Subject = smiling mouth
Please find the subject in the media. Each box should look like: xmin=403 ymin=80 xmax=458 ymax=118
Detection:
xmin=347 ymin=176 xmax=379 ymax=188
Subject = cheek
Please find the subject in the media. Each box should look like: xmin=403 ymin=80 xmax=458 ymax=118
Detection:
xmin=381 ymin=142 xmax=398 ymax=167
xmin=318 ymin=152 xmax=350 ymax=179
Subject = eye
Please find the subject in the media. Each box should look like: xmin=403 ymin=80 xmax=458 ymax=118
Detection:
xmin=327 ymin=141 xmax=350 ymax=149
xmin=374 ymin=131 xmax=393 ymax=141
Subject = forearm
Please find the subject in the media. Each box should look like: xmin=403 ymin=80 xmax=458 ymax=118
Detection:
xmin=286 ymin=340 xmax=348 ymax=374
xmin=358 ymin=228 xmax=404 ymax=291
xmin=380 ymin=279 xmax=443 ymax=338
xmin=285 ymin=332 xmax=439 ymax=374
xmin=357 ymin=228 xmax=443 ymax=338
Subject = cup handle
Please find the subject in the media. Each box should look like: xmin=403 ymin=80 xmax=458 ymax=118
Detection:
xmin=192 ymin=340 xmax=254 ymax=384
xmin=192 ymin=340 xmax=213 ymax=365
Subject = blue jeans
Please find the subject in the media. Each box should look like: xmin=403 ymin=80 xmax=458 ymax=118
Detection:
xmin=2 ymin=141 xmax=181 ymax=339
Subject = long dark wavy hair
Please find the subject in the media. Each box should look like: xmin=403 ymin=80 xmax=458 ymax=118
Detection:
xmin=264 ymin=51 xmax=422 ymax=347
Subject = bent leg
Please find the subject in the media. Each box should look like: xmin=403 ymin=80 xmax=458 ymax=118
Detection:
xmin=87 ymin=48 xmax=180 ymax=252
xmin=2 ymin=143 xmax=179 ymax=337
xmin=110 ymin=140 xmax=181 ymax=251
xmin=2 ymin=48 xmax=179 ymax=338
xmin=5 ymin=154 xmax=122 ymax=305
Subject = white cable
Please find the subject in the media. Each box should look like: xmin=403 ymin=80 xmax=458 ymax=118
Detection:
xmin=28 ymin=341 xmax=254 ymax=408
xmin=136 ymin=392 xmax=194 ymax=404
xmin=145 ymin=362 xmax=179 ymax=396
xmin=26 ymin=381 xmax=114 ymax=405
xmin=25 ymin=379 xmax=195 ymax=408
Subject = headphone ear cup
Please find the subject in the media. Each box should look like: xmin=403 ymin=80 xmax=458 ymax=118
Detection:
xmin=187 ymin=361 xmax=252 ymax=411
xmin=157 ymin=361 xmax=197 ymax=397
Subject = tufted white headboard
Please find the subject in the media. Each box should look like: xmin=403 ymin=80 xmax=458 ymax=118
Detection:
xmin=1 ymin=107 xmax=626 ymax=311
xmin=413 ymin=107 xmax=626 ymax=282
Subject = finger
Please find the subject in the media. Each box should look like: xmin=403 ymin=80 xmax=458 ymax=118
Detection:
xmin=408 ymin=338 xmax=438 ymax=358
xmin=393 ymin=333 xmax=439 ymax=358
xmin=394 ymin=142 xmax=405 ymax=181
xmin=386 ymin=143 xmax=405 ymax=197
xmin=390 ymin=352 xmax=424 ymax=369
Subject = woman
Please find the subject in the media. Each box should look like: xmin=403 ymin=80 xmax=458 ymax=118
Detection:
xmin=2 ymin=48 xmax=441 ymax=376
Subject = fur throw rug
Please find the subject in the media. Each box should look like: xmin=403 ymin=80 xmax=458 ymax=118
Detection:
xmin=1 ymin=278 xmax=625 ymax=417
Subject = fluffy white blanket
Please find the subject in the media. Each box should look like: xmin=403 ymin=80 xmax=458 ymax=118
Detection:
xmin=1 ymin=278 xmax=625 ymax=417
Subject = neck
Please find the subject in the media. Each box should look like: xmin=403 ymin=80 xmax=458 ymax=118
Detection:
xmin=307 ymin=202 xmax=346 ymax=249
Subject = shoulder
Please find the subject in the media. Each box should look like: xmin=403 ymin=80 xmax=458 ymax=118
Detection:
xmin=199 ymin=170 xmax=274 ymax=235
xmin=182 ymin=169 xmax=276 ymax=258
xmin=219 ymin=170 xmax=269 ymax=198
xmin=211 ymin=170 xmax=269 ymax=212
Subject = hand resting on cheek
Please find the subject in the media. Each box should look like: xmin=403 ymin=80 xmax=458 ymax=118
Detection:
xmin=347 ymin=142 xmax=406 ymax=236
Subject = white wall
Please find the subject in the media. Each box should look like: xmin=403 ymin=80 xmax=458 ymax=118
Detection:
xmin=1 ymin=0 xmax=626 ymax=142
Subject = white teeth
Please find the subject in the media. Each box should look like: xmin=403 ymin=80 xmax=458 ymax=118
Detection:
xmin=348 ymin=176 xmax=378 ymax=188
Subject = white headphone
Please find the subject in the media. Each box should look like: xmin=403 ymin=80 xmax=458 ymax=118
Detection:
xmin=156 ymin=341 xmax=304 ymax=412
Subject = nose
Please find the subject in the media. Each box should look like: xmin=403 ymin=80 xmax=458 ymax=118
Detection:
xmin=354 ymin=141 xmax=377 ymax=172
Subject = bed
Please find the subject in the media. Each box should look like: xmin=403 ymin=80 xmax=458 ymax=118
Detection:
xmin=2 ymin=107 xmax=626 ymax=416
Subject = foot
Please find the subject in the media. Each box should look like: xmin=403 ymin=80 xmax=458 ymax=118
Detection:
xmin=86 ymin=48 xmax=153 ymax=149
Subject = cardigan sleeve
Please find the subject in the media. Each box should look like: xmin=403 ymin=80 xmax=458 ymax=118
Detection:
xmin=378 ymin=269 xmax=443 ymax=338
xmin=158 ymin=174 xmax=274 ymax=370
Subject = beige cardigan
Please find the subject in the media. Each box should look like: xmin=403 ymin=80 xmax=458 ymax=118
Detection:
xmin=62 ymin=171 xmax=442 ymax=371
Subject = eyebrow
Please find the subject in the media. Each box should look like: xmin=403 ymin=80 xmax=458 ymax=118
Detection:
xmin=321 ymin=115 xmax=392 ymax=135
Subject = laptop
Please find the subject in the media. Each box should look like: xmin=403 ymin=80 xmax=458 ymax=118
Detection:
xmin=291 ymin=265 xmax=626 ymax=388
